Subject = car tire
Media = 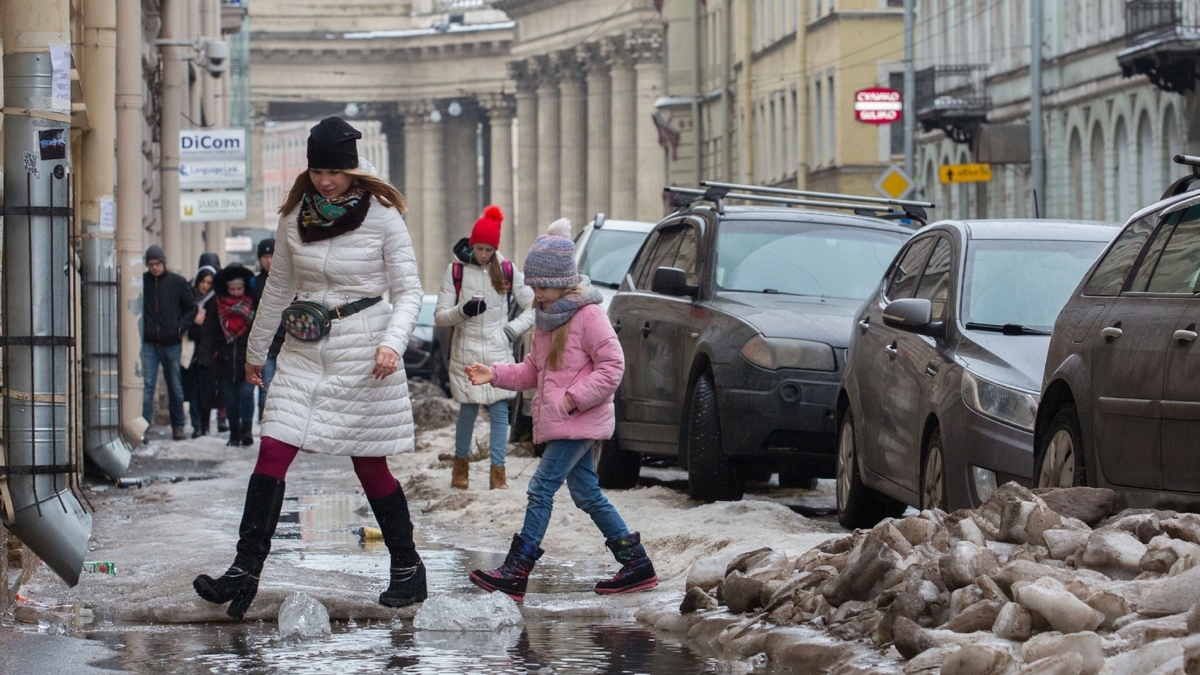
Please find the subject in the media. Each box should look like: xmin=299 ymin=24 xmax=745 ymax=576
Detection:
xmin=921 ymin=428 xmax=947 ymax=511
xmin=509 ymin=392 xmax=534 ymax=443
xmin=1035 ymin=404 xmax=1087 ymax=489
xmin=779 ymin=466 xmax=818 ymax=490
xmin=596 ymin=436 xmax=640 ymax=489
xmin=836 ymin=408 xmax=906 ymax=529
xmin=685 ymin=373 xmax=743 ymax=502
xmin=430 ymin=347 xmax=451 ymax=398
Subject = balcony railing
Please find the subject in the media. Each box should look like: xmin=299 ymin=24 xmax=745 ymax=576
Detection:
xmin=914 ymin=65 xmax=990 ymax=144
xmin=1126 ymin=0 xmax=1200 ymax=42
xmin=1120 ymin=0 xmax=1200 ymax=92
xmin=438 ymin=0 xmax=490 ymax=10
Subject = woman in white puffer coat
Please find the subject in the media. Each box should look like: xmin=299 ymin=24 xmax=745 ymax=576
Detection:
xmin=193 ymin=117 xmax=428 ymax=621
xmin=435 ymin=205 xmax=534 ymax=491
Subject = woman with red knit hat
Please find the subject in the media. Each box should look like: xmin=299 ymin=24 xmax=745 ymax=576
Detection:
xmin=434 ymin=205 xmax=534 ymax=490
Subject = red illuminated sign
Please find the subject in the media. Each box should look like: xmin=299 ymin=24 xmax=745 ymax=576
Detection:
xmin=854 ymin=88 xmax=902 ymax=124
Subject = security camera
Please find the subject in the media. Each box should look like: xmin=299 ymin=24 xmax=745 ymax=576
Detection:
xmin=202 ymin=38 xmax=229 ymax=76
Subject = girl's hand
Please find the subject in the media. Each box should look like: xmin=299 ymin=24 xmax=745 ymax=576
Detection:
xmin=465 ymin=363 xmax=494 ymax=386
xmin=373 ymin=346 xmax=401 ymax=380
xmin=246 ymin=363 xmax=264 ymax=387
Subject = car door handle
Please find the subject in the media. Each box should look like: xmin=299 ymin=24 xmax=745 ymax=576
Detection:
xmin=1174 ymin=329 xmax=1198 ymax=345
xmin=885 ymin=341 xmax=898 ymax=358
xmin=641 ymin=321 xmax=652 ymax=338
xmin=613 ymin=320 xmax=621 ymax=335
xmin=1100 ymin=326 xmax=1123 ymax=342
xmin=858 ymin=318 xmax=870 ymax=333
xmin=925 ymin=362 xmax=939 ymax=378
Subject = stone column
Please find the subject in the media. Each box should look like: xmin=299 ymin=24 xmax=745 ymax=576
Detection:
xmin=422 ymin=104 xmax=446 ymax=291
xmin=607 ymin=36 xmax=637 ymax=220
xmin=558 ymin=53 xmax=587 ymax=231
xmin=483 ymin=94 xmax=516 ymax=258
xmin=536 ymin=57 xmax=562 ymax=231
xmin=583 ymin=44 xmax=612 ymax=219
xmin=512 ymin=62 xmax=539 ymax=265
xmin=631 ymin=27 xmax=667 ymax=223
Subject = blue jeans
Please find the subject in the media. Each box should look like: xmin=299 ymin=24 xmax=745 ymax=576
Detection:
xmin=257 ymin=357 xmax=277 ymax=420
xmin=520 ymin=438 xmax=629 ymax=548
xmin=221 ymin=380 xmax=256 ymax=438
xmin=141 ymin=342 xmax=186 ymax=430
xmin=455 ymin=402 xmax=510 ymax=466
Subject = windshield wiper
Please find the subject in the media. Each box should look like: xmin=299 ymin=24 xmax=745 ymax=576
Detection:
xmin=592 ymin=280 xmax=620 ymax=289
xmin=964 ymin=322 xmax=1051 ymax=336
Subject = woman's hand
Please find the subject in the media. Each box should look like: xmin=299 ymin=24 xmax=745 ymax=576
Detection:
xmin=194 ymin=308 xmax=206 ymax=325
xmin=246 ymin=363 xmax=264 ymax=386
xmin=374 ymin=346 xmax=401 ymax=380
xmin=465 ymin=363 xmax=494 ymax=386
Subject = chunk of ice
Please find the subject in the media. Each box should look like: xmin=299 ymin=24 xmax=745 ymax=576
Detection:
xmin=413 ymin=593 xmax=524 ymax=632
xmin=277 ymin=592 xmax=332 ymax=639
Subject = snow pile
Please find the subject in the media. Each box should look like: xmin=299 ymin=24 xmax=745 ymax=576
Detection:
xmin=641 ymin=483 xmax=1200 ymax=673
xmin=413 ymin=592 xmax=524 ymax=631
xmin=408 ymin=379 xmax=458 ymax=430
xmin=278 ymin=592 xmax=332 ymax=639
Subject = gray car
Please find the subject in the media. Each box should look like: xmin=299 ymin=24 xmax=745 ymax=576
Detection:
xmin=1036 ymin=159 xmax=1200 ymax=510
xmin=837 ymin=220 xmax=1118 ymax=528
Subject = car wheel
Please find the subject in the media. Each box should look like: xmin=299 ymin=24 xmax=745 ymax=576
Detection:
xmin=509 ymin=392 xmax=533 ymax=442
xmin=685 ymin=372 xmax=743 ymax=502
xmin=921 ymin=428 xmax=947 ymax=511
xmin=596 ymin=435 xmax=640 ymax=489
xmin=1036 ymin=404 xmax=1086 ymax=488
xmin=431 ymin=348 xmax=451 ymax=397
xmin=836 ymin=408 xmax=906 ymax=529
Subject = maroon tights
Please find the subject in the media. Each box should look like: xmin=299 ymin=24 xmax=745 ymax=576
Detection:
xmin=254 ymin=436 xmax=399 ymax=499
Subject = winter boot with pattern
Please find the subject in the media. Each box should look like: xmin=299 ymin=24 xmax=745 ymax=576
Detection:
xmin=469 ymin=533 xmax=543 ymax=602
xmin=594 ymin=532 xmax=658 ymax=595
xmin=193 ymin=474 xmax=287 ymax=619
xmin=368 ymin=484 xmax=427 ymax=607
xmin=451 ymin=458 xmax=469 ymax=489
xmin=489 ymin=464 xmax=507 ymax=490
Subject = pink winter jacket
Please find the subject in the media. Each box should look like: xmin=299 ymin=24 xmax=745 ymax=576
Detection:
xmin=490 ymin=303 xmax=624 ymax=444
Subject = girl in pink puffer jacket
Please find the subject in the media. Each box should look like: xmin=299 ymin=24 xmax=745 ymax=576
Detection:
xmin=463 ymin=224 xmax=658 ymax=603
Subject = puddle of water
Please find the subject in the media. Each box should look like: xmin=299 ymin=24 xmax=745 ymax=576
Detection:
xmin=79 ymin=494 xmax=763 ymax=674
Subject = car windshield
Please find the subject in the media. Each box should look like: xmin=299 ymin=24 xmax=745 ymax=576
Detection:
xmin=963 ymin=239 xmax=1108 ymax=333
xmin=417 ymin=298 xmax=436 ymax=326
xmin=715 ymin=219 xmax=907 ymax=300
xmin=579 ymin=228 xmax=651 ymax=288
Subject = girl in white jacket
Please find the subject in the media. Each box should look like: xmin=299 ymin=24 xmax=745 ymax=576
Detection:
xmin=435 ymin=205 xmax=534 ymax=490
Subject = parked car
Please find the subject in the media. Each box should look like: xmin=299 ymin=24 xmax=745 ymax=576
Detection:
xmin=1035 ymin=156 xmax=1200 ymax=510
xmin=835 ymin=219 xmax=1119 ymax=528
xmin=407 ymin=294 xmax=451 ymax=395
xmin=600 ymin=193 xmax=917 ymax=502
xmin=510 ymin=214 xmax=656 ymax=442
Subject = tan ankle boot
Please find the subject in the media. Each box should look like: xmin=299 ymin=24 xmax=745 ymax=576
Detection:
xmin=489 ymin=464 xmax=508 ymax=490
xmin=451 ymin=458 xmax=469 ymax=489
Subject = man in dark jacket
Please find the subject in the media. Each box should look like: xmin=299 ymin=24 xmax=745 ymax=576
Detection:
xmin=249 ymin=237 xmax=286 ymax=422
xmin=142 ymin=245 xmax=198 ymax=440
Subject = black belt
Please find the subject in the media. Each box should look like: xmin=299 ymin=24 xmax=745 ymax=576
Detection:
xmin=331 ymin=296 xmax=382 ymax=320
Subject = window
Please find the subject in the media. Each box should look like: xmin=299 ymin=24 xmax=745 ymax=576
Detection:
xmin=1147 ymin=206 xmax=1200 ymax=294
xmin=1083 ymin=215 xmax=1156 ymax=296
xmin=915 ymin=238 xmax=953 ymax=321
xmin=633 ymin=227 xmax=686 ymax=291
xmin=886 ymin=236 xmax=936 ymax=300
xmin=889 ymin=72 xmax=905 ymax=155
xmin=1128 ymin=219 xmax=1175 ymax=293
xmin=672 ymin=226 xmax=701 ymax=285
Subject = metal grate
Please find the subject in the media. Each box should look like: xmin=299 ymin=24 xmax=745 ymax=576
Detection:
xmin=914 ymin=65 xmax=991 ymax=116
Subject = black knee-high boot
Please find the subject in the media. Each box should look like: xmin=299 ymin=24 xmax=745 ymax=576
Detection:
xmin=193 ymin=474 xmax=286 ymax=619
xmin=368 ymin=485 xmax=427 ymax=608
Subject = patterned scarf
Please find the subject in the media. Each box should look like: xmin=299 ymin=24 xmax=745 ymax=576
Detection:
xmin=217 ymin=295 xmax=255 ymax=343
xmin=535 ymin=285 xmax=604 ymax=332
xmin=299 ymin=188 xmax=368 ymax=230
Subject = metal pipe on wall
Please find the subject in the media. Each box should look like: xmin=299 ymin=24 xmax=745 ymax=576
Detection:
xmin=160 ymin=0 xmax=186 ymax=272
xmin=1 ymin=0 xmax=93 ymax=587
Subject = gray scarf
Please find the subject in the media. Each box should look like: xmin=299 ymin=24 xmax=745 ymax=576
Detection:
xmin=535 ymin=285 xmax=604 ymax=332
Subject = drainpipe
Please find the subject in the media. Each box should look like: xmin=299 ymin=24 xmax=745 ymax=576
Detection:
xmin=740 ymin=0 xmax=754 ymax=182
xmin=116 ymin=0 xmax=148 ymax=443
xmin=1 ymin=0 xmax=93 ymax=587
xmin=81 ymin=0 xmax=132 ymax=478
xmin=160 ymin=0 xmax=186 ymax=272
xmin=692 ymin=0 xmax=703 ymax=185
xmin=795 ymin=4 xmax=808 ymax=190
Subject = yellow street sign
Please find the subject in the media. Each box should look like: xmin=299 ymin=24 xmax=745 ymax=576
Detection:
xmin=875 ymin=165 xmax=915 ymax=200
xmin=939 ymin=163 xmax=992 ymax=184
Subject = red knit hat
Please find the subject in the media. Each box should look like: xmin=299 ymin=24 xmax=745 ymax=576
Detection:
xmin=470 ymin=205 xmax=503 ymax=249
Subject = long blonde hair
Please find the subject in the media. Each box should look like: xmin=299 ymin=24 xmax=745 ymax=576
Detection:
xmin=545 ymin=284 xmax=585 ymax=371
xmin=278 ymin=169 xmax=407 ymax=216
xmin=485 ymin=255 xmax=509 ymax=296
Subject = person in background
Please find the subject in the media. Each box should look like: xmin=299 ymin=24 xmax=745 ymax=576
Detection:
xmin=183 ymin=264 xmax=217 ymax=437
xmin=199 ymin=264 xmax=257 ymax=447
xmin=249 ymin=238 xmax=286 ymax=423
xmin=434 ymin=205 xmax=534 ymax=491
xmin=196 ymin=252 xmax=230 ymax=435
xmin=141 ymin=245 xmax=198 ymax=441
xmin=464 ymin=228 xmax=658 ymax=603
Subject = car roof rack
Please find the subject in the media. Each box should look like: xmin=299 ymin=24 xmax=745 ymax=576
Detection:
xmin=1164 ymin=154 xmax=1200 ymax=199
xmin=665 ymin=181 xmax=933 ymax=226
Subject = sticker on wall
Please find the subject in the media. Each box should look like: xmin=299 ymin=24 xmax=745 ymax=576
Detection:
xmin=23 ymin=151 xmax=40 ymax=178
xmin=39 ymin=129 xmax=67 ymax=161
xmin=50 ymin=45 xmax=71 ymax=112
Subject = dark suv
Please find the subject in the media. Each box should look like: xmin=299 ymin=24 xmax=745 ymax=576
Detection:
xmin=599 ymin=185 xmax=922 ymax=502
xmin=1036 ymin=155 xmax=1200 ymax=510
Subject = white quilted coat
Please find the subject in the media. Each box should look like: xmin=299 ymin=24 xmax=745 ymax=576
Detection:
xmin=434 ymin=254 xmax=534 ymax=405
xmin=247 ymin=197 xmax=423 ymax=456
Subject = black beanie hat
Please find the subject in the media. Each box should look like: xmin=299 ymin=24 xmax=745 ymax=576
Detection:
xmin=307 ymin=117 xmax=361 ymax=170
xmin=257 ymin=238 xmax=275 ymax=258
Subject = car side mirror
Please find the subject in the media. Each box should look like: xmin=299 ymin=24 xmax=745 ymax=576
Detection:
xmin=882 ymin=298 xmax=942 ymax=336
xmin=651 ymin=267 xmax=697 ymax=298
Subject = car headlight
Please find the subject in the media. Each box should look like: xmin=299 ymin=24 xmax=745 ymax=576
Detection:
xmin=961 ymin=369 xmax=1038 ymax=432
xmin=740 ymin=335 xmax=836 ymax=371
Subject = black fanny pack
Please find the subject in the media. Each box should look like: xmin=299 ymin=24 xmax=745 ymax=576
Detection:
xmin=281 ymin=296 xmax=382 ymax=341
